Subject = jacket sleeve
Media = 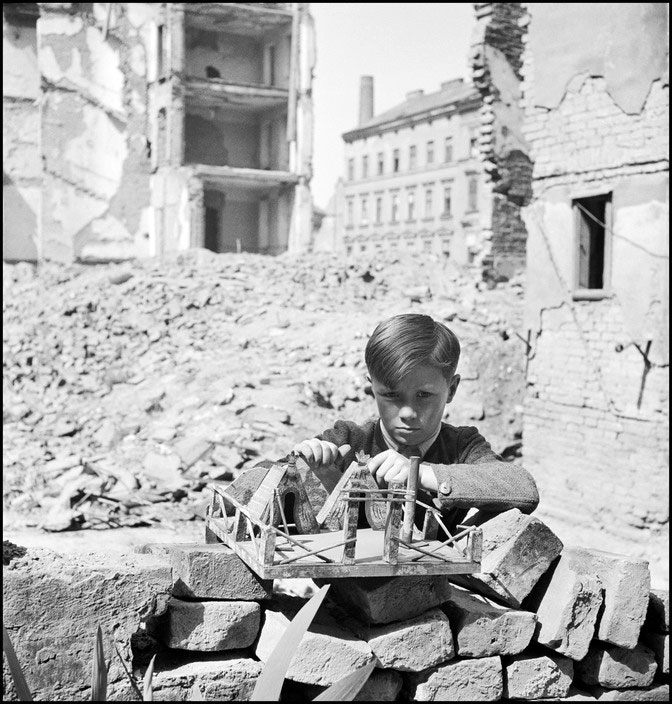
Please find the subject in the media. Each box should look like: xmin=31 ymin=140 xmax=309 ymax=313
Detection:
xmin=429 ymin=427 xmax=539 ymax=513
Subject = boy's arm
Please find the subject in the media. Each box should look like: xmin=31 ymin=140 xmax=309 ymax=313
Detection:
xmin=425 ymin=427 xmax=539 ymax=514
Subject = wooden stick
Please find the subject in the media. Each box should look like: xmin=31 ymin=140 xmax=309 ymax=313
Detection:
xmin=269 ymin=525 xmax=333 ymax=563
xmin=278 ymin=539 xmax=354 ymax=565
xmin=400 ymin=456 xmax=420 ymax=543
xmin=274 ymin=490 xmax=291 ymax=535
xmin=395 ymin=538 xmax=455 ymax=563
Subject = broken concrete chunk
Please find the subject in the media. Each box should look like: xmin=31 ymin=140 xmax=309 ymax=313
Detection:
xmin=504 ymin=652 xmax=574 ymax=699
xmin=576 ymin=642 xmax=658 ymax=689
xmin=645 ymin=589 xmax=670 ymax=633
xmin=409 ymin=655 xmax=503 ymax=701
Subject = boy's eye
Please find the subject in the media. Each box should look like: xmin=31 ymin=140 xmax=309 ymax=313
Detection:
xmin=417 ymin=391 xmax=432 ymax=398
xmin=381 ymin=392 xmax=398 ymax=398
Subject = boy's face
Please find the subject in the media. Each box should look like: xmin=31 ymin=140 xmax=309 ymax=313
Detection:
xmin=370 ymin=364 xmax=460 ymax=447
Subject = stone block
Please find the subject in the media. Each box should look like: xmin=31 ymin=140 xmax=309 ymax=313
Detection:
xmin=315 ymin=575 xmax=453 ymax=625
xmin=443 ymin=584 xmax=536 ymax=657
xmin=504 ymin=652 xmax=574 ymax=699
xmin=355 ymin=608 xmax=455 ymax=672
xmin=170 ymin=543 xmax=272 ymax=600
xmin=565 ymin=546 xmax=650 ymax=648
xmin=164 ymin=598 xmax=260 ymax=651
xmin=451 ymin=509 xmax=564 ymax=608
xmin=409 ymin=656 xmax=503 ymax=701
xmin=254 ymin=598 xmax=374 ymax=686
xmin=641 ymin=632 xmax=669 ymax=675
xmin=590 ymin=683 xmax=670 ymax=701
xmin=3 ymin=547 xmax=172 ymax=702
xmin=138 ymin=652 xmax=262 ymax=701
xmin=576 ymin=642 xmax=657 ymax=689
xmin=645 ymin=590 xmax=669 ymax=633
xmin=524 ymin=549 xmax=604 ymax=660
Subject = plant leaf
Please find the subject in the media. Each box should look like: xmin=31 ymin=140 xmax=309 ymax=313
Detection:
xmin=312 ymin=660 xmax=376 ymax=701
xmin=91 ymin=625 xmax=108 ymax=701
xmin=2 ymin=626 xmax=33 ymax=702
xmin=250 ymin=584 xmax=330 ymax=702
xmin=143 ymin=654 xmax=156 ymax=701
xmin=113 ymin=641 xmax=143 ymax=701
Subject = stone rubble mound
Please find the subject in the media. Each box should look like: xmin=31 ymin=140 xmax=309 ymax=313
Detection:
xmin=3 ymin=248 xmax=526 ymax=534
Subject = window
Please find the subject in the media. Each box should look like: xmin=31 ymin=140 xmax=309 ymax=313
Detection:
xmin=467 ymin=176 xmax=478 ymax=212
xmin=360 ymin=196 xmax=369 ymax=225
xmin=362 ymin=155 xmax=369 ymax=179
xmin=391 ymin=192 xmax=399 ymax=223
xmin=347 ymin=158 xmax=354 ymax=181
xmin=407 ymin=189 xmax=416 ymax=221
xmin=442 ymin=186 xmax=452 ymax=217
xmin=469 ymin=131 xmax=479 ymax=157
xmin=393 ymin=149 xmax=400 ymax=173
xmin=157 ymin=25 xmax=167 ymax=79
xmin=574 ymin=194 xmax=612 ymax=291
xmin=377 ymin=152 xmax=384 ymax=175
xmin=426 ymin=140 xmax=434 ymax=164
xmin=409 ymin=145 xmax=417 ymax=170
xmin=424 ymin=187 xmax=433 ymax=217
xmin=444 ymin=137 xmax=453 ymax=163
xmin=375 ymin=196 xmax=383 ymax=224
xmin=346 ymin=197 xmax=354 ymax=226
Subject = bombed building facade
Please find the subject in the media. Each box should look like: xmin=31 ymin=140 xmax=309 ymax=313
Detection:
xmin=474 ymin=3 xmax=669 ymax=568
xmin=3 ymin=2 xmax=315 ymax=263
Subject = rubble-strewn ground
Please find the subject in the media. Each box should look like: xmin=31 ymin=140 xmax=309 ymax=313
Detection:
xmin=3 ymin=249 xmax=527 ymax=546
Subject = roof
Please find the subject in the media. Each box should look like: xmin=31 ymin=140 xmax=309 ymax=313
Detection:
xmin=343 ymin=79 xmax=480 ymax=142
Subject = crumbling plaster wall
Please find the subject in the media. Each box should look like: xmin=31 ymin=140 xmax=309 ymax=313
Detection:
xmin=3 ymin=16 xmax=40 ymax=261
xmin=520 ymin=3 xmax=669 ymax=562
xmin=38 ymin=3 xmax=156 ymax=262
xmin=185 ymin=28 xmax=262 ymax=84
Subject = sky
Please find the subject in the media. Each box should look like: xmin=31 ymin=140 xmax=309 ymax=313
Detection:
xmin=309 ymin=3 xmax=476 ymax=210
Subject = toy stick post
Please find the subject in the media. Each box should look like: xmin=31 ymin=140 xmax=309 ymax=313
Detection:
xmin=400 ymin=456 xmax=420 ymax=544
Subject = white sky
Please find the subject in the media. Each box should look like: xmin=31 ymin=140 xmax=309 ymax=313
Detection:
xmin=309 ymin=3 xmax=476 ymax=209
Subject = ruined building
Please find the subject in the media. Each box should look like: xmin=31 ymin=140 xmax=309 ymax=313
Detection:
xmin=3 ymin=2 xmax=315 ymax=263
xmin=334 ymin=76 xmax=493 ymax=266
xmin=475 ymin=3 xmax=669 ymax=568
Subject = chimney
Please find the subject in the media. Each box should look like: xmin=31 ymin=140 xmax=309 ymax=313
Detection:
xmin=406 ymin=89 xmax=424 ymax=101
xmin=359 ymin=75 xmax=374 ymax=126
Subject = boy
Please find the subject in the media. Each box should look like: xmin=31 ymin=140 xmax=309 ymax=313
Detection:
xmin=293 ymin=313 xmax=539 ymax=531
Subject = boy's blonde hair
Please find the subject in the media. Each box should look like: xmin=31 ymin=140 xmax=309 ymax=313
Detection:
xmin=365 ymin=313 xmax=460 ymax=387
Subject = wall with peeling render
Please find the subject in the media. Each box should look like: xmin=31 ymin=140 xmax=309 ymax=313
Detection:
xmin=3 ymin=17 xmax=40 ymax=261
xmin=520 ymin=3 xmax=669 ymax=565
xmin=37 ymin=4 xmax=156 ymax=263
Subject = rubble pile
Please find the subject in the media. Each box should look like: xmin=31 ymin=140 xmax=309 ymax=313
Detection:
xmin=3 ymin=249 xmax=526 ymax=535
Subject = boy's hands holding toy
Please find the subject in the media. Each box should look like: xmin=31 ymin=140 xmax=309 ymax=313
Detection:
xmin=293 ymin=439 xmax=351 ymax=468
xmin=367 ymin=450 xmax=438 ymax=491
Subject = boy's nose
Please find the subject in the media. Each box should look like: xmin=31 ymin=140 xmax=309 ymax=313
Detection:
xmin=399 ymin=404 xmax=417 ymax=420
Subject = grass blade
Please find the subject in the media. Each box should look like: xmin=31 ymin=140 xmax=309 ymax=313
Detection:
xmin=91 ymin=625 xmax=108 ymax=701
xmin=250 ymin=584 xmax=330 ymax=701
xmin=2 ymin=626 xmax=33 ymax=701
xmin=313 ymin=661 xmax=376 ymax=701
xmin=113 ymin=641 xmax=143 ymax=701
xmin=143 ymin=654 xmax=156 ymax=701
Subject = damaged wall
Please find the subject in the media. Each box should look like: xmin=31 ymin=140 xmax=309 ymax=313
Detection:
xmin=520 ymin=3 xmax=669 ymax=565
xmin=3 ymin=9 xmax=40 ymax=261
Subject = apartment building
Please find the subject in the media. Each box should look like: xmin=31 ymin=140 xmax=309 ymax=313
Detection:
xmin=3 ymin=3 xmax=315 ymax=263
xmin=337 ymin=76 xmax=490 ymax=266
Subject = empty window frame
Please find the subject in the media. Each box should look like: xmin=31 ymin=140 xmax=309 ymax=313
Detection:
xmin=157 ymin=24 xmax=167 ymax=79
xmin=426 ymin=140 xmax=434 ymax=164
xmin=360 ymin=195 xmax=369 ymax=225
xmin=391 ymin=192 xmax=399 ymax=223
xmin=444 ymin=137 xmax=453 ymax=163
xmin=393 ymin=149 xmax=400 ymax=173
xmin=469 ymin=130 xmax=479 ymax=157
xmin=362 ymin=155 xmax=369 ymax=179
xmin=346 ymin=197 xmax=354 ymax=226
xmin=375 ymin=195 xmax=383 ymax=224
xmin=409 ymin=145 xmax=417 ymax=170
xmin=574 ymin=193 xmax=612 ymax=292
xmin=467 ymin=176 xmax=478 ymax=212
xmin=407 ymin=189 xmax=416 ymax=221
xmin=377 ymin=152 xmax=384 ymax=175
xmin=424 ymin=186 xmax=433 ymax=217
xmin=347 ymin=158 xmax=355 ymax=181
xmin=442 ymin=185 xmax=452 ymax=217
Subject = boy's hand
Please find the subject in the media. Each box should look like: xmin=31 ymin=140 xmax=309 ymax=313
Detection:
xmin=367 ymin=449 xmax=411 ymax=487
xmin=293 ymin=440 xmax=351 ymax=468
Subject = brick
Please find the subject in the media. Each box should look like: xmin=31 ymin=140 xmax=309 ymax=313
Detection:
xmin=590 ymin=683 xmax=670 ymax=701
xmin=254 ymin=599 xmax=374 ymax=686
xmin=504 ymin=652 xmax=574 ymax=699
xmin=146 ymin=653 xmax=262 ymax=701
xmin=164 ymin=598 xmax=260 ymax=651
xmin=641 ymin=632 xmax=669 ymax=675
xmin=451 ymin=509 xmax=563 ymax=608
xmin=576 ymin=642 xmax=657 ymax=689
xmin=645 ymin=590 xmax=669 ymax=633
xmin=565 ymin=546 xmax=650 ymax=648
xmin=356 ymin=608 xmax=455 ymax=672
xmin=409 ymin=656 xmax=502 ymax=701
xmin=355 ymin=669 xmax=403 ymax=701
xmin=525 ymin=550 xmax=604 ymax=660
xmin=136 ymin=542 xmax=273 ymax=600
xmin=316 ymin=575 xmax=453 ymax=625
xmin=443 ymin=584 xmax=536 ymax=657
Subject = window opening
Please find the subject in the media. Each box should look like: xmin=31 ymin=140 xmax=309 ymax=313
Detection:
xmin=393 ymin=149 xmax=400 ymax=173
xmin=574 ymin=194 xmax=611 ymax=290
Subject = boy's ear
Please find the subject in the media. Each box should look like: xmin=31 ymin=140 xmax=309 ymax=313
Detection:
xmin=447 ymin=374 xmax=460 ymax=402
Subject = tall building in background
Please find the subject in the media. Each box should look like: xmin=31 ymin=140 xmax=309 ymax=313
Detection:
xmin=336 ymin=76 xmax=492 ymax=267
xmin=3 ymin=3 xmax=315 ymax=263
